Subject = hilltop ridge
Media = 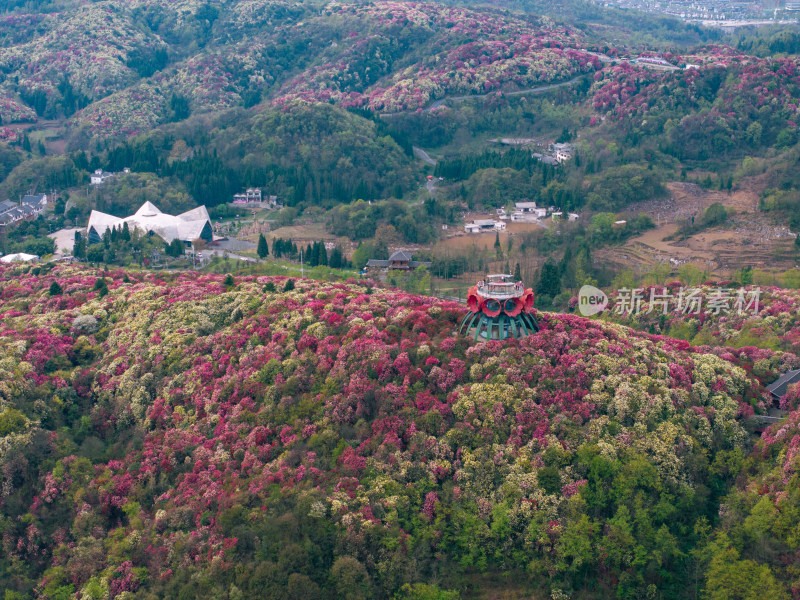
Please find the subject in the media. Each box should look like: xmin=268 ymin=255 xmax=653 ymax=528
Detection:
xmin=0 ymin=263 xmax=796 ymax=598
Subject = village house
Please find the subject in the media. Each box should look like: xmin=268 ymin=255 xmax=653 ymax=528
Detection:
xmin=768 ymin=369 xmax=800 ymax=404
xmin=0 ymin=193 xmax=47 ymax=227
xmin=366 ymin=250 xmax=431 ymax=273
xmin=90 ymin=169 xmax=115 ymax=185
xmin=232 ymin=188 xmax=279 ymax=209
xmin=532 ymin=152 xmax=558 ymax=166
xmin=22 ymin=193 xmax=48 ymax=213
xmin=465 ymin=219 xmax=506 ymax=234
xmin=511 ymin=201 xmax=547 ymax=221
xmin=233 ymin=188 xmax=262 ymax=204
xmin=550 ymin=143 xmax=575 ymax=163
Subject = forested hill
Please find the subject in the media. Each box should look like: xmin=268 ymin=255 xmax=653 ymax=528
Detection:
xmin=2 ymin=1 xmax=800 ymax=219
xmin=0 ymin=0 xmax=739 ymax=142
xmin=1 ymin=262 xmax=799 ymax=599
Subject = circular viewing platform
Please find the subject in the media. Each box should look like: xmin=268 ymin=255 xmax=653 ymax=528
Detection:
xmin=476 ymin=274 xmax=525 ymax=300
xmin=460 ymin=274 xmax=539 ymax=340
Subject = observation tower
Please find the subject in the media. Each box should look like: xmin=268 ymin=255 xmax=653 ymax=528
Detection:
xmin=458 ymin=274 xmax=539 ymax=340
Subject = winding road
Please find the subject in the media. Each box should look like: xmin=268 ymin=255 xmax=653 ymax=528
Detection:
xmin=414 ymin=147 xmax=437 ymax=166
xmin=381 ymin=74 xmax=587 ymax=118
xmin=424 ymin=75 xmax=586 ymax=112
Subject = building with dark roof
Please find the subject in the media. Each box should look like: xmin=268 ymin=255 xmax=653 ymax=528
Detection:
xmin=767 ymin=369 xmax=800 ymax=403
xmin=21 ymin=193 xmax=47 ymax=209
xmin=365 ymin=250 xmax=431 ymax=273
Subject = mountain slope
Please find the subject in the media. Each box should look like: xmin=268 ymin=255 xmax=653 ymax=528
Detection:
xmin=0 ymin=263 xmax=789 ymax=598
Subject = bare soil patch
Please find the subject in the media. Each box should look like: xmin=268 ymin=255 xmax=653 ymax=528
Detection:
xmin=610 ymin=180 xmax=796 ymax=273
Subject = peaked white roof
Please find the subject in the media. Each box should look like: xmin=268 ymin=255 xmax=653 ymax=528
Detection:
xmin=178 ymin=205 xmax=210 ymax=222
xmin=134 ymin=201 xmax=163 ymax=217
xmin=1 ymin=252 xmax=39 ymax=263
xmin=87 ymin=202 xmax=210 ymax=244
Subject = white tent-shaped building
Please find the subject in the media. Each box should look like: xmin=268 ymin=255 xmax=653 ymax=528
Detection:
xmin=1 ymin=252 xmax=39 ymax=263
xmin=87 ymin=202 xmax=212 ymax=246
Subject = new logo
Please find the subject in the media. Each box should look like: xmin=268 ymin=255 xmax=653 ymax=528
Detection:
xmin=578 ymin=285 xmax=608 ymax=316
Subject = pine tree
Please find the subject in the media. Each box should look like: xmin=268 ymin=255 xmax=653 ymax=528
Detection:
xmin=535 ymin=260 xmax=561 ymax=298
xmin=514 ymin=263 xmax=522 ymax=281
xmin=167 ymin=238 xmax=184 ymax=257
xmin=257 ymin=234 xmax=269 ymax=259
xmin=74 ymin=236 xmax=86 ymax=260
xmin=494 ymin=231 xmax=501 ymax=249
xmin=329 ymin=246 xmax=343 ymax=269
xmin=49 ymin=281 xmax=62 ymax=296
xmin=121 ymin=222 xmax=131 ymax=242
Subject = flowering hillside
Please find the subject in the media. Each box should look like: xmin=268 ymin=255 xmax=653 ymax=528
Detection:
xmin=587 ymin=51 xmax=800 ymax=158
xmin=0 ymin=0 xmax=603 ymax=137
xmin=0 ymin=263 xmax=793 ymax=598
xmin=0 ymin=92 xmax=37 ymax=124
xmin=271 ymin=2 xmax=601 ymax=112
xmin=0 ymin=0 xmax=790 ymax=143
xmin=600 ymin=284 xmax=800 ymax=372
xmin=0 ymin=4 xmax=161 ymax=104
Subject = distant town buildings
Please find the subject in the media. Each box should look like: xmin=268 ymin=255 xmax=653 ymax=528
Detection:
xmin=87 ymin=202 xmax=212 ymax=246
